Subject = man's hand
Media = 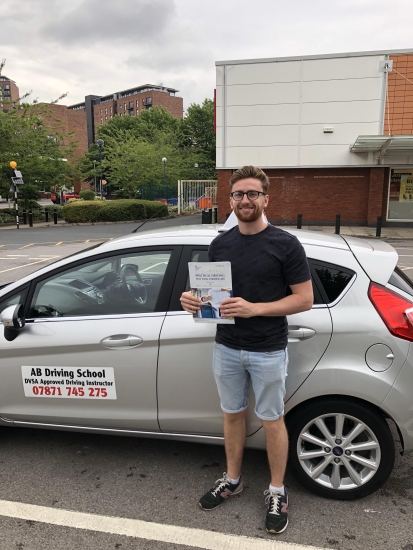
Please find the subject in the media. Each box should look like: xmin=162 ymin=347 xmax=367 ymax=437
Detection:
xmin=180 ymin=291 xmax=201 ymax=314
xmin=220 ymin=297 xmax=257 ymax=318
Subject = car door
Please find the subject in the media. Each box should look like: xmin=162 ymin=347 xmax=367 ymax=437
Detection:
xmin=0 ymin=246 xmax=180 ymax=431
xmin=157 ymin=244 xmax=333 ymax=437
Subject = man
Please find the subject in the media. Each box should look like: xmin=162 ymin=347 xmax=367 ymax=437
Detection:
xmin=180 ymin=165 xmax=313 ymax=534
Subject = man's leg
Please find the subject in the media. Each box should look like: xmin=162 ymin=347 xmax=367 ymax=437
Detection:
xmin=198 ymin=344 xmax=248 ymax=510
xmin=224 ymin=409 xmax=247 ymax=480
xmin=261 ymin=417 xmax=288 ymax=486
xmin=248 ymin=348 xmax=289 ymax=533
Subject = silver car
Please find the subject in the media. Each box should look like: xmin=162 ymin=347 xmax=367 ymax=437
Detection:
xmin=1 ymin=225 xmax=413 ymax=501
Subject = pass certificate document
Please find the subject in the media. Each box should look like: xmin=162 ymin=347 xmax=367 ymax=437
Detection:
xmin=188 ymin=262 xmax=235 ymax=324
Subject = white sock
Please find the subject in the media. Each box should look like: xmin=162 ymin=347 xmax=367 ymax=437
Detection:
xmin=227 ymin=474 xmax=240 ymax=484
xmin=269 ymin=484 xmax=284 ymax=495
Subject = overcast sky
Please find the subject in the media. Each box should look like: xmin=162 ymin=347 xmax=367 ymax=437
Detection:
xmin=1 ymin=0 xmax=412 ymax=112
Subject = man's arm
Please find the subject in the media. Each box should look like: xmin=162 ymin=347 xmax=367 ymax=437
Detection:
xmin=219 ymin=280 xmax=313 ymax=319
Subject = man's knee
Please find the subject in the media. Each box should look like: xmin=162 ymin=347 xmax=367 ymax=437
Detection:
xmin=224 ymin=409 xmax=247 ymax=423
xmin=261 ymin=415 xmax=286 ymax=434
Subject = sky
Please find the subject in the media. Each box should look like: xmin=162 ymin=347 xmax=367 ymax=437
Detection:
xmin=1 ymin=0 xmax=412 ymax=112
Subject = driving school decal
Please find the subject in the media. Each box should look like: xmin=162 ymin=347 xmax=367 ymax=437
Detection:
xmin=21 ymin=366 xmax=117 ymax=399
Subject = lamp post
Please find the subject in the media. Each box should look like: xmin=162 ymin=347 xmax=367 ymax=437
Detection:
xmin=194 ymin=163 xmax=199 ymax=180
xmin=162 ymin=157 xmax=167 ymax=199
xmin=96 ymin=139 xmax=104 ymax=199
xmin=93 ymin=161 xmax=97 ymax=195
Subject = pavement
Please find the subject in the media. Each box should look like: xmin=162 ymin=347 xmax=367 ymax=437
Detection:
xmin=1 ymin=216 xmax=413 ymax=240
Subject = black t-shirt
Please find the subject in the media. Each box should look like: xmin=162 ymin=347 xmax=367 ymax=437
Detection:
xmin=208 ymin=224 xmax=311 ymax=352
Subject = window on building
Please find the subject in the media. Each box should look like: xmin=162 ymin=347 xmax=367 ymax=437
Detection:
xmin=388 ymin=169 xmax=413 ymax=221
xmin=100 ymin=109 xmax=102 ymax=114
xmin=105 ymin=116 xmax=107 ymax=120
xmin=110 ymin=107 xmax=113 ymax=113
xmin=100 ymin=118 xmax=103 ymax=123
xmin=105 ymin=108 xmax=107 ymax=114
xmin=129 ymin=101 xmax=133 ymax=108
xmin=124 ymin=103 xmax=127 ymax=110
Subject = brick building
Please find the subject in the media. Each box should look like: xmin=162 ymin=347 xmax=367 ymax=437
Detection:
xmin=0 ymin=75 xmax=20 ymax=110
xmin=68 ymin=84 xmax=183 ymax=148
xmin=215 ymin=49 xmax=413 ymax=225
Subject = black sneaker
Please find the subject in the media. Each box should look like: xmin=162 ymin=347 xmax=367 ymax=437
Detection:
xmin=199 ymin=472 xmax=243 ymax=510
xmin=264 ymin=489 xmax=289 ymax=534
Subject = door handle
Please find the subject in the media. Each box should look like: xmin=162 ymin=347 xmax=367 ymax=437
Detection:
xmin=100 ymin=335 xmax=143 ymax=348
xmin=288 ymin=327 xmax=316 ymax=340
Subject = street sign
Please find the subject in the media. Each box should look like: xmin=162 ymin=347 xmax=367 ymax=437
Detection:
xmin=11 ymin=177 xmax=24 ymax=185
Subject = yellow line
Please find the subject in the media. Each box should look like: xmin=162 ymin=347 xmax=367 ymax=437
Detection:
xmin=19 ymin=243 xmax=34 ymax=249
xmin=85 ymin=239 xmax=90 ymax=242
xmin=55 ymin=241 xmax=63 ymax=246
xmin=0 ymin=245 xmax=4 ymax=248
xmin=0 ymin=259 xmax=50 ymax=274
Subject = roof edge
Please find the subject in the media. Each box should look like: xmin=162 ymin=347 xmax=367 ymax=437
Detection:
xmin=215 ymin=48 xmax=413 ymax=66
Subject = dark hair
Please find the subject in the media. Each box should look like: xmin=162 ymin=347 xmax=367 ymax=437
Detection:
xmin=229 ymin=165 xmax=269 ymax=193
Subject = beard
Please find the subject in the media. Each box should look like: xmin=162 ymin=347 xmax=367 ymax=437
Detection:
xmin=233 ymin=202 xmax=263 ymax=223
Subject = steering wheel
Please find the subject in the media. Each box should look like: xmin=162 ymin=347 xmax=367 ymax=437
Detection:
xmin=119 ymin=264 xmax=147 ymax=305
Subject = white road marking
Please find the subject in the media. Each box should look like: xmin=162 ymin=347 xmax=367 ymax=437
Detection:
xmin=0 ymin=259 xmax=50 ymax=274
xmin=0 ymin=499 xmax=329 ymax=550
xmin=6 ymin=254 xmax=29 ymax=257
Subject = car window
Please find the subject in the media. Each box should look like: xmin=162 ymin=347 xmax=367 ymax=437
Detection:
xmin=29 ymin=250 xmax=172 ymax=318
xmin=310 ymin=260 xmax=355 ymax=304
xmin=388 ymin=267 xmax=413 ymax=297
xmin=0 ymin=288 xmax=28 ymax=315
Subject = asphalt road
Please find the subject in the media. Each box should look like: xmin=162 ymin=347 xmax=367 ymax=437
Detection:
xmin=0 ymin=221 xmax=413 ymax=550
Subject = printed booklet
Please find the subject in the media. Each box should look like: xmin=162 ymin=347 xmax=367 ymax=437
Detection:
xmin=188 ymin=262 xmax=235 ymax=324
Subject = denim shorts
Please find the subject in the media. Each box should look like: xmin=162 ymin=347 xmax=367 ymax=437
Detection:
xmin=212 ymin=343 xmax=288 ymax=421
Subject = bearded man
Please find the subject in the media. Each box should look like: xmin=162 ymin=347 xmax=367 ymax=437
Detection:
xmin=180 ymin=165 xmax=313 ymax=534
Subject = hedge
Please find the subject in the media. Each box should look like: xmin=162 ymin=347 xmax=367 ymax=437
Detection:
xmin=62 ymin=201 xmax=104 ymax=223
xmin=79 ymin=189 xmax=95 ymax=201
xmin=135 ymin=200 xmax=168 ymax=218
xmin=95 ymin=200 xmax=146 ymax=222
xmin=0 ymin=203 xmax=64 ymax=224
xmin=62 ymin=199 xmax=148 ymax=223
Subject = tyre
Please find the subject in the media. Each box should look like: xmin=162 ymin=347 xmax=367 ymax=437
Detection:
xmin=287 ymin=398 xmax=395 ymax=500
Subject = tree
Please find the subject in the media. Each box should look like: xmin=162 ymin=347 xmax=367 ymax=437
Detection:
xmin=77 ymin=101 xmax=217 ymax=198
xmin=0 ymin=60 xmax=77 ymax=199
xmin=179 ymin=99 xmax=216 ymax=179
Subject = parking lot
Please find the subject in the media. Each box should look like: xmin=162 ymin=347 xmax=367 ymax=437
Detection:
xmin=0 ymin=220 xmax=412 ymax=550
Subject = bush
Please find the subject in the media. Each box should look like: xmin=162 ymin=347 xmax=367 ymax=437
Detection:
xmin=95 ymin=200 xmax=146 ymax=222
xmin=135 ymin=200 xmax=168 ymax=218
xmin=62 ymin=199 xmax=146 ymax=223
xmin=17 ymin=199 xmax=41 ymax=211
xmin=0 ymin=212 xmax=16 ymax=225
xmin=62 ymin=201 xmax=104 ymax=223
xmin=79 ymin=190 xmax=96 ymax=201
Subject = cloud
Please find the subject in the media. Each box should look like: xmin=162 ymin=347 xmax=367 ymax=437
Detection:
xmin=41 ymin=0 xmax=176 ymax=45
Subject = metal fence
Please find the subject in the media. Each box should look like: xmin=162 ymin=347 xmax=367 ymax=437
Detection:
xmin=177 ymin=180 xmax=218 ymax=214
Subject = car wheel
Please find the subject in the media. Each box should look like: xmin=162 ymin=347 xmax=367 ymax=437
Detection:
xmin=287 ymin=398 xmax=395 ymax=500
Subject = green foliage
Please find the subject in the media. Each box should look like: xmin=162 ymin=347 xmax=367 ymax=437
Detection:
xmin=135 ymin=199 xmax=168 ymax=218
xmin=17 ymin=199 xmax=41 ymax=211
xmin=77 ymin=101 xmax=217 ymax=199
xmin=79 ymin=189 xmax=95 ymax=201
xmin=0 ymin=203 xmax=64 ymax=225
xmin=95 ymin=200 xmax=146 ymax=222
xmin=0 ymin=60 xmax=78 ymax=200
xmin=62 ymin=202 xmax=104 ymax=223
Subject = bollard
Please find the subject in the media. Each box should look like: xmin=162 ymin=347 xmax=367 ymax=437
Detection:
xmin=208 ymin=208 xmax=212 ymax=224
xmin=45 ymin=210 xmax=49 ymax=223
xmin=28 ymin=211 xmax=33 ymax=227
xmin=335 ymin=214 xmax=341 ymax=235
xmin=213 ymin=207 xmax=218 ymax=224
xmin=376 ymin=215 xmax=382 ymax=238
xmin=53 ymin=209 xmax=58 ymax=224
xmin=201 ymin=210 xmax=209 ymax=224
xmin=297 ymin=213 xmax=302 ymax=229
xmin=23 ymin=210 xmax=27 ymax=224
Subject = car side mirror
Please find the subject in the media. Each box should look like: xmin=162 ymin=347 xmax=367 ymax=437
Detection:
xmin=0 ymin=304 xmax=25 ymax=341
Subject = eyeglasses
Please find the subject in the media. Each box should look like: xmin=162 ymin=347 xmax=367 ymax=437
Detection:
xmin=230 ymin=190 xmax=266 ymax=201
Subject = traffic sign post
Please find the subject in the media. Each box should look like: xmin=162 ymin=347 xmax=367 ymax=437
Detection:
xmin=9 ymin=164 xmax=24 ymax=230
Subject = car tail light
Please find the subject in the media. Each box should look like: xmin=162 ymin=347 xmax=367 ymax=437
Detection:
xmin=369 ymin=282 xmax=413 ymax=341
